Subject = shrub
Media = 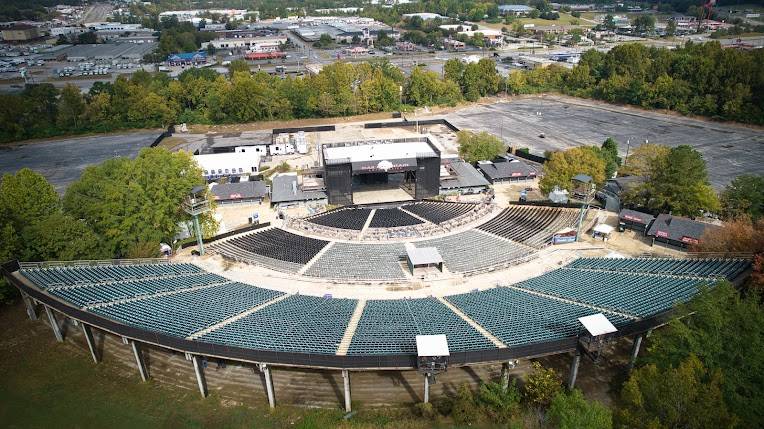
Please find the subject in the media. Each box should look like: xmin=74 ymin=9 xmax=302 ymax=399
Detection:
xmin=547 ymin=389 xmax=612 ymax=429
xmin=451 ymin=383 xmax=480 ymax=425
xmin=477 ymin=380 xmax=522 ymax=423
xmin=523 ymin=362 xmax=562 ymax=407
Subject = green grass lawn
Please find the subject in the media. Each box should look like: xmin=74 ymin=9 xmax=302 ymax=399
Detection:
xmin=0 ymin=302 xmax=498 ymax=429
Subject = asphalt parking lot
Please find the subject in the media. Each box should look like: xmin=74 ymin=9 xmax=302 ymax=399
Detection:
xmin=0 ymin=131 xmax=158 ymax=193
xmin=445 ymin=97 xmax=764 ymax=189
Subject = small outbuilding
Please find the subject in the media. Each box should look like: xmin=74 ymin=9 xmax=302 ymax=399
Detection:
xmin=618 ymin=209 xmax=655 ymax=234
xmin=646 ymin=213 xmax=717 ymax=249
xmin=405 ymin=243 xmax=444 ymax=275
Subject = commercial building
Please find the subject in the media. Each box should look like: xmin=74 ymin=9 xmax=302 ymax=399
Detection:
xmin=476 ymin=156 xmax=538 ymax=183
xmin=647 ymin=213 xmax=717 ymax=249
xmin=166 ymin=52 xmax=207 ymax=65
xmin=498 ymin=5 xmax=534 ymax=16
xmin=209 ymin=180 xmax=268 ymax=204
xmin=439 ymin=158 xmax=490 ymax=195
xmin=205 ymin=35 xmax=286 ymax=51
xmin=2 ymin=24 xmax=45 ymax=42
xmin=194 ymin=152 xmax=261 ymax=181
xmin=618 ymin=209 xmax=655 ymax=234
xmin=270 ymin=173 xmax=327 ymax=208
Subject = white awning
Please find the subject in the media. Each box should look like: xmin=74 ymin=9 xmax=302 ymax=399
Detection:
xmin=416 ymin=334 xmax=450 ymax=357
xmin=405 ymin=243 xmax=443 ymax=266
xmin=578 ymin=313 xmax=618 ymax=336
xmin=593 ymin=224 xmax=615 ymax=235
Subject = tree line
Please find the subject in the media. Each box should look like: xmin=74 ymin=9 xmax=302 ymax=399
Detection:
xmin=2 ymin=41 xmax=762 ymax=144
xmin=0 ymin=148 xmax=215 ymax=302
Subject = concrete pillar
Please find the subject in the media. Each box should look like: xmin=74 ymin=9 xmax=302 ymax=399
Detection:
xmin=567 ymin=351 xmax=581 ymax=390
xmin=82 ymin=323 xmax=99 ymax=363
xmin=423 ymin=374 xmax=430 ymax=404
xmin=131 ymin=341 xmax=149 ymax=382
xmin=260 ymin=364 xmax=275 ymax=409
xmin=22 ymin=293 xmax=37 ymax=320
xmin=501 ymin=362 xmax=510 ymax=391
xmin=192 ymin=355 xmax=208 ymax=398
xmin=628 ymin=334 xmax=643 ymax=371
xmin=342 ymin=369 xmax=351 ymax=413
xmin=44 ymin=306 xmax=63 ymax=342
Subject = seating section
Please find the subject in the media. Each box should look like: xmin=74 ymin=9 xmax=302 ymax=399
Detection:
xmin=417 ymin=230 xmax=534 ymax=273
xmin=514 ymin=268 xmax=708 ymax=317
xmin=200 ymin=295 xmax=357 ymax=355
xmin=212 ymin=228 xmax=329 ymax=273
xmin=566 ymin=258 xmax=750 ymax=279
xmin=307 ymin=208 xmax=372 ymax=230
xmin=478 ymin=206 xmax=579 ymax=248
xmin=92 ymin=282 xmax=284 ymax=338
xmin=368 ymin=208 xmax=424 ymax=228
xmin=18 ymin=258 xmax=743 ymax=356
xmin=347 ymin=298 xmax=496 ymax=355
xmin=446 ymin=287 xmax=631 ymax=346
xmin=50 ymin=273 xmax=226 ymax=308
xmin=402 ymin=202 xmax=476 ymax=224
xmin=304 ymin=242 xmax=407 ymax=280
xmin=20 ymin=263 xmax=201 ymax=288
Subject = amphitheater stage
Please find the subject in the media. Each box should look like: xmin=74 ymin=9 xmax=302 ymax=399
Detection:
xmin=351 ymin=187 xmax=414 ymax=205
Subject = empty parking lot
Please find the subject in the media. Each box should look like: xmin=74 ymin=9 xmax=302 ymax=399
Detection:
xmin=445 ymin=96 xmax=764 ymax=189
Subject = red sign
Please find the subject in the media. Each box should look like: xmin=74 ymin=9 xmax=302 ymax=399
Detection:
xmin=680 ymin=236 xmax=699 ymax=244
xmin=656 ymin=230 xmax=669 ymax=238
xmin=623 ymin=214 xmax=644 ymax=223
xmin=229 ymin=193 xmax=242 ymax=199
xmin=511 ymin=172 xmax=523 ymax=177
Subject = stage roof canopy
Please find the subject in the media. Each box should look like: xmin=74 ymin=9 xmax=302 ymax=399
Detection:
xmin=324 ymin=141 xmax=436 ymax=164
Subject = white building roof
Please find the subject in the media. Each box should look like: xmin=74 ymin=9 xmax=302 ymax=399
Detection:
xmin=194 ymin=152 xmax=261 ymax=172
xmin=323 ymin=141 xmax=435 ymax=163
xmin=416 ymin=334 xmax=450 ymax=357
xmin=578 ymin=313 xmax=618 ymax=337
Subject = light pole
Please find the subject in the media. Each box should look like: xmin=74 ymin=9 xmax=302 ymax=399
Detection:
xmin=183 ymin=186 xmax=211 ymax=255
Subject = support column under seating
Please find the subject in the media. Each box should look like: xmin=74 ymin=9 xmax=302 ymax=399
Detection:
xmin=628 ymin=334 xmax=643 ymax=372
xmin=342 ymin=369 xmax=351 ymax=413
xmin=44 ymin=305 xmax=63 ymax=342
xmin=192 ymin=355 xmax=208 ymax=398
xmin=22 ymin=292 xmax=37 ymax=321
xmin=131 ymin=341 xmax=149 ymax=382
xmin=82 ymin=323 xmax=99 ymax=363
xmin=260 ymin=363 xmax=275 ymax=408
xmin=567 ymin=349 xmax=581 ymax=390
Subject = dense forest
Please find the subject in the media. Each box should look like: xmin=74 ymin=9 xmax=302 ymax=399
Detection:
xmin=1 ymin=42 xmax=761 ymax=144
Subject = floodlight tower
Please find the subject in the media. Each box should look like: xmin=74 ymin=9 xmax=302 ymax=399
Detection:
xmin=416 ymin=335 xmax=450 ymax=404
xmin=572 ymin=174 xmax=596 ymax=242
xmin=183 ymin=185 xmax=211 ymax=256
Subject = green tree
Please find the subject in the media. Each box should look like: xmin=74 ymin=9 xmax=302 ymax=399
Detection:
xmin=642 ymin=282 xmax=764 ymax=426
xmin=21 ymin=212 xmax=105 ymax=261
xmin=523 ymin=361 xmax=562 ymax=407
xmin=647 ymin=145 xmax=719 ymax=217
xmin=666 ymin=19 xmax=677 ymax=37
xmin=63 ymin=148 xmax=214 ymax=256
xmin=548 ymin=389 xmax=612 ymax=429
xmin=617 ymin=355 xmax=736 ymax=429
xmin=620 ymin=143 xmax=670 ymax=178
xmin=451 ymin=383 xmax=479 ymax=425
xmin=227 ymin=59 xmax=250 ymax=77
xmin=0 ymin=169 xmax=59 ymax=230
xmin=457 ymin=130 xmax=504 ymax=163
xmin=604 ymin=14 xmax=616 ymax=31
xmin=599 ymin=137 xmax=621 ymax=179
xmin=632 ymin=15 xmax=656 ymax=33
xmin=56 ymin=84 xmax=86 ymax=130
xmin=720 ymin=175 xmax=764 ymax=221
xmin=539 ymin=147 xmax=606 ymax=194
xmin=476 ymin=380 xmax=521 ymax=423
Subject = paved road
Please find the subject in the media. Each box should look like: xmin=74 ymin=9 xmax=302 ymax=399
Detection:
xmin=445 ymin=97 xmax=764 ymax=189
xmin=0 ymin=131 xmax=158 ymax=193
